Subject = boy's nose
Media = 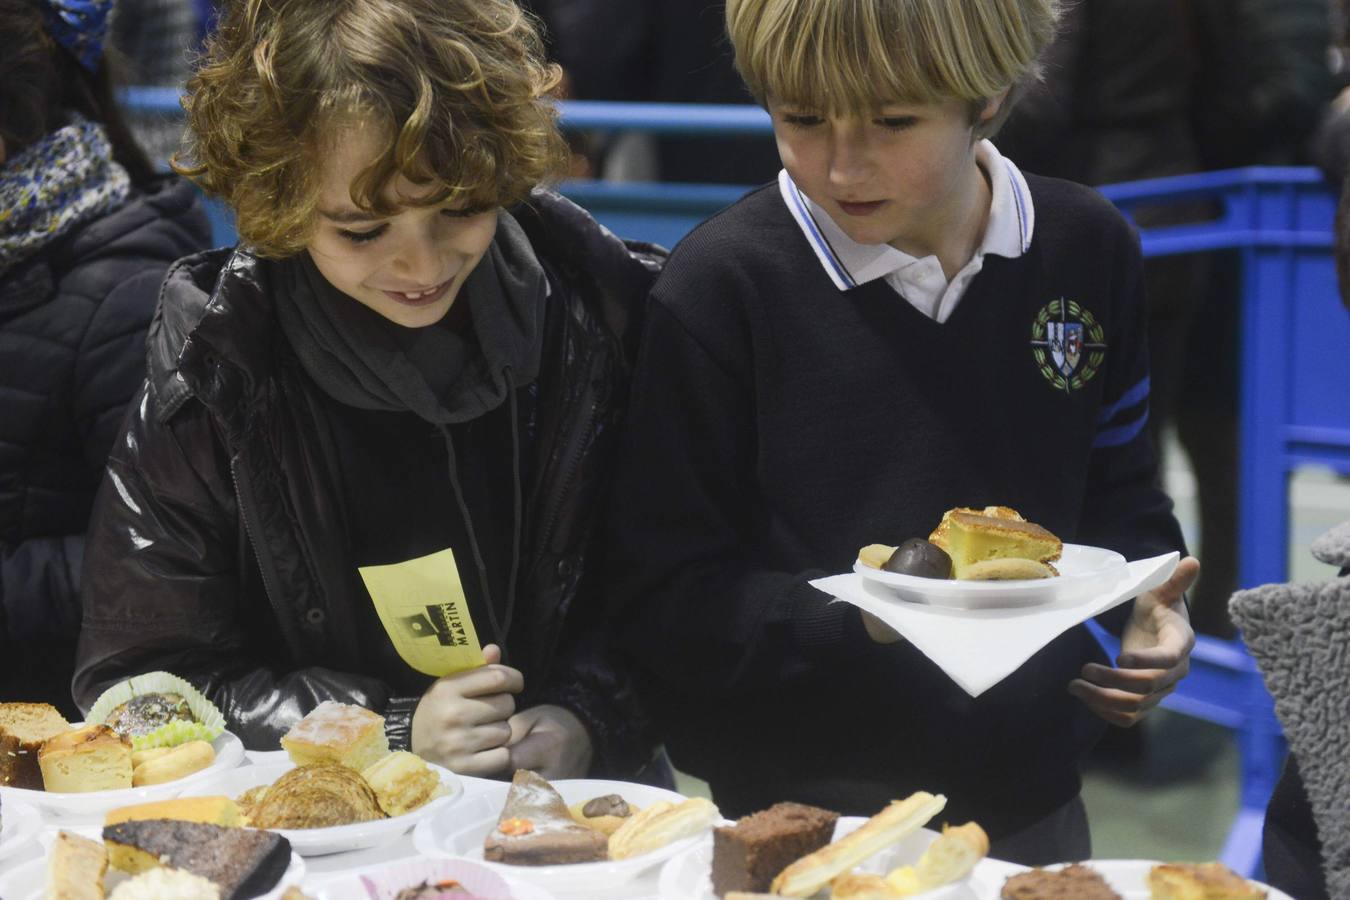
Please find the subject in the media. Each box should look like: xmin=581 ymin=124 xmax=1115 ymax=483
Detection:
xmin=827 ymin=127 xmax=873 ymax=188
xmin=393 ymin=237 xmax=445 ymax=284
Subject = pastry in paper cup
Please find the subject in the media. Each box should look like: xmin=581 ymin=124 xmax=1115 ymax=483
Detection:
xmin=357 ymin=858 xmax=514 ymax=899
xmin=87 ymin=671 xmax=226 ymax=750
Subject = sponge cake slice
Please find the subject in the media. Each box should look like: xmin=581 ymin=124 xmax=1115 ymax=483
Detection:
xmin=929 ymin=509 xmax=1062 ymax=580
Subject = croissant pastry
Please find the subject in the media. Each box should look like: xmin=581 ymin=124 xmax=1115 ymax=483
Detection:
xmin=249 ymin=763 xmax=384 ymax=829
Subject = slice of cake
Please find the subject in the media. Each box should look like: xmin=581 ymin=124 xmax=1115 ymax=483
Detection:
xmin=711 ymin=802 xmax=839 ymax=897
xmin=1147 ymin=862 xmax=1266 ymax=899
xmin=929 ymin=508 xmax=1062 ymax=580
xmin=46 ymin=830 xmax=108 ymax=900
xmin=280 ymin=701 xmax=388 ymax=772
xmin=102 ymin=820 xmax=291 ymax=900
xmin=106 ymin=795 xmax=243 ymax=828
xmin=1001 ymin=863 xmax=1122 ymax=899
xmin=39 ymin=724 xmax=133 ymax=792
xmin=361 ymin=750 xmax=445 ymax=817
xmin=0 ymin=701 xmax=71 ymax=789
xmin=482 ymin=769 xmax=609 ymax=865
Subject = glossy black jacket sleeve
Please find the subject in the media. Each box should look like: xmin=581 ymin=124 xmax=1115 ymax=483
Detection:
xmin=73 ymin=384 xmax=407 ymax=749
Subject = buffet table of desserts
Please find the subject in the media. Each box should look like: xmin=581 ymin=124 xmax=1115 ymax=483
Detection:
xmin=0 ymin=747 xmax=1287 ymax=899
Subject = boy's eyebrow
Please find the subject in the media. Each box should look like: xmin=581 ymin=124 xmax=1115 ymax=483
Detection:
xmin=318 ymin=207 xmax=382 ymax=223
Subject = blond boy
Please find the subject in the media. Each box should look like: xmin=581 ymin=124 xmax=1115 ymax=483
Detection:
xmin=606 ymin=0 xmax=1198 ymax=863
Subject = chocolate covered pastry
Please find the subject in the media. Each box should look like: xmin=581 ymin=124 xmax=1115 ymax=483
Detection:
xmin=882 ymin=539 xmax=953 ymax=579
xmin=483 ymin=770 xmax=608 ymax=865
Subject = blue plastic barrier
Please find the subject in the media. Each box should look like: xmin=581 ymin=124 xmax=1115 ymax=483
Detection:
xmin=122 ymin=93 xmax=1347 ymax=877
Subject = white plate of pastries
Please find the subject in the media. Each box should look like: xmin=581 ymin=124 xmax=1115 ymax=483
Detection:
xmin=995 ymin=859 xmax=1291 ymax=900
xmin=0 ymin=827 xmax=305 ymax=900
xmin=190 ymin=700 xmax=463 ymax=856
xmin=311 ymin=856 xmax=560 ymax=900
xmin=856 ymin=507 xmax=1131 ymax=609
xmin=413 ymin=773 xmax=719 ymax=893
xmin=659 ymin=792 xmax=990 ymax=900
xmin=0 ymin=798 xmax=43 ymax=863
xmin=1 ymin=677 xmax=245 ymax=823
xmin=0 ymin=710 xmax=245 ymax=822
xmin=194 ymin=757 xmax=461 ymax=857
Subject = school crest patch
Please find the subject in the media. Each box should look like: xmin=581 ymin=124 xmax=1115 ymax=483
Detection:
xmin=1030 ymin=298 xmax=1106 ymax=393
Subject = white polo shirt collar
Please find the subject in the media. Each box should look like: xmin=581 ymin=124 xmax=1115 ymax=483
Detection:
xmin=777 ymin=139 xmax=1034 ymax=322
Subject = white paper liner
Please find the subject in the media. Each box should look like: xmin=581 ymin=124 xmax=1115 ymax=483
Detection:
xmin=358 ymin=858 xmax=514 ymax=899
xmin=86 ymin=671 xmax=226 ymax=749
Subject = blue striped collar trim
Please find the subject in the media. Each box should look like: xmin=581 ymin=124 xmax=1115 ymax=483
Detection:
xmin=778 ymin=169 xmax=856 ymax=290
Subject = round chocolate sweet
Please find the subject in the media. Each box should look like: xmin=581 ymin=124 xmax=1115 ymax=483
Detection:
xmin=883 ymin=538 xmax=953 ymax=579
xmin=582 ymin=794 xmax=632 ymax=818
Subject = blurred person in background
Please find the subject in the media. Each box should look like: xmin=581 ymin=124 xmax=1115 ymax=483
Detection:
xmin=0 ymin=0 xmax=211 ymax=716
xmin=526 ymin=0 xmax=779 ymax=185
xmin=1312 ymin=0 xmax=1350 ymax=306
xmin=1002 ymin=0 xmax=1332 ymax=638
xmin=108 ymin=0 xmax=207 ymax=165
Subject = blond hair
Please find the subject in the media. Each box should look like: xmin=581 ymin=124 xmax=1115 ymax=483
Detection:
xmin=726 ymin=0 xmax=1060 ymax=136
xmin=174 ymin=0 xmax=569 ymax=257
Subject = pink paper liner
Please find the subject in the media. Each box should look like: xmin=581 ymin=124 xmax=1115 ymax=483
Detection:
xmin=358 ymin=859 xmax=513 ymax=899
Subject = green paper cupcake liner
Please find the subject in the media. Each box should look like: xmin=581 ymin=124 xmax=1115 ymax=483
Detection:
xmin=87 ymin=671 xmax=226 ymax=749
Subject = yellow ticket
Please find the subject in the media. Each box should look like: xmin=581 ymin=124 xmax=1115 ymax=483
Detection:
xmin=358 ymin=547 xmax=487 ymax=677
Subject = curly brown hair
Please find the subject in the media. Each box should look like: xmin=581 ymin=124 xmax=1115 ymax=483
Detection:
xmin=175 ymin=0 xmax=569 ymax=257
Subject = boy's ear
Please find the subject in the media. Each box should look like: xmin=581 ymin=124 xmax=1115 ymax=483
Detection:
xmin=978 ymin=89 xmax=1012 ymax=123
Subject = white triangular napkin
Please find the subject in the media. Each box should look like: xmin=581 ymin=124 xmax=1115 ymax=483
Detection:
xmin=810 ymin=552 xmax=1180 ymax=696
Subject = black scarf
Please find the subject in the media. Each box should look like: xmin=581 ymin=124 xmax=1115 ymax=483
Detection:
xmin=275 ymin=210 xmax=547 ymax=424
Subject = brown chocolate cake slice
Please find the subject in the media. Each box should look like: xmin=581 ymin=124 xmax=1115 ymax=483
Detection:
xmin=103 ymin=819 xmax=291 ymax=899
xmin=482 ymin=770 xmax=609 ymax=865
xmin=711 ymin=802 xmax=839 ymax=897
xmin=1001 ymin=863 xmax=1122 ymax=899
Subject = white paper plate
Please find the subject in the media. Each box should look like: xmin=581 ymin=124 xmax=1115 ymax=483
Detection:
xmin=855 ymin=543 xmax=1128 ymax=609
xmin=657 ymin=817 xmax=981 ymax=900
xmin=413 ymin=778 xmax=710 ymax=893
xmin=312 ymin=856 xmax=559 ymax=900
xmin=992 ymin=860 xmax=1293 ymax=900
xmin=189 ymin=760 xmax=463 ymax=856
xmin=0 ymin=798 xmax=43 ymax=864
xmin=0 ymin=845 xmax=304 ymax=900
xmin=0 ymin=730 xmax=245 ymax=823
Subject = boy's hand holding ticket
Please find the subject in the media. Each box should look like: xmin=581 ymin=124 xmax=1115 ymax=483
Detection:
xmin=412 ymin=643 xmax=521 ymax=776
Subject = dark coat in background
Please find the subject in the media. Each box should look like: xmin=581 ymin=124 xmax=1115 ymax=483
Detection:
xmin=0 ymin=175 xmax=211 ymax=717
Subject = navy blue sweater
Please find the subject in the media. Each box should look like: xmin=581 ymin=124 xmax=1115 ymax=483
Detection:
xmin=604 ymin=174 xmax=1185 ymax=838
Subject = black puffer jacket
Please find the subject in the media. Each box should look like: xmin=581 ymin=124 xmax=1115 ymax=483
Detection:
xmin=0 ymin=176 xmax=210 ymax=716
xmin=73 ymin=191 xmax=665 ymax=777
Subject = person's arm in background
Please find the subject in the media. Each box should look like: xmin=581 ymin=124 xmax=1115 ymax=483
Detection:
xmin=1188 ymin=0 xmax=1333 ymax=167
xmin=3 ymin=263 xmax=183 ymax=662
xmin=73 ymin=383 xmax=407 ymax=748
xmin=993 ymin=0 xmax=1086 ymax=180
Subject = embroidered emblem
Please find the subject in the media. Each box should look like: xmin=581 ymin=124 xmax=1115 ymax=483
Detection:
xmin=1030 ymin=299 xmax=1107 ymax=393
